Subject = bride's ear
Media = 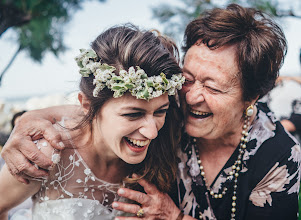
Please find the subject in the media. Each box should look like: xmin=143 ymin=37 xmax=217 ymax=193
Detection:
xmin=78 ymin=92 xmax=90 ymax=115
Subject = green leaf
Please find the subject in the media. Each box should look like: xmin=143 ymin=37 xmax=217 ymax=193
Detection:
xmin=79 ymin=68 xmax=91 ymax=77
xmin=146 ymin=80 xmax=154 ymax=87
xmin=125 ymin=83 xmax=134 ymax=89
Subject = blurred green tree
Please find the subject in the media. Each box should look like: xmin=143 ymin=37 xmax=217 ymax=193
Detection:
xmin=0 ymin=0 xmax=106 ymax=85
xmin=152 ymin=0 xmax=301 ymax=43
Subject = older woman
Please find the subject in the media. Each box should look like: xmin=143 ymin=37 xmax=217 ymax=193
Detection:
xmin=2 ymin=4 xmax=301 ymax=220
xmin=169 ymin=4 xmax=300 ymax=219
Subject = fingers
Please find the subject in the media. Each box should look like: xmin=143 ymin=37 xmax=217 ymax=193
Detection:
xmin=117 ymin=188 xmax=151 ymax=206
xmin=2 ymin=138 xmax=51 ymax=178
xmin=0 ymin=110 xmax=64 ymax=183
xmin=14 ymin=139 xmax=53 ymax=170
xmin=112 ymin=201 xmax=140 ymax=216
xmin=8 ymin=165 xmax=47 ymax=184
xmin=28 ymin=120 xmax=65 ymax=150
xmin=133 ymin=175 xmax=159 ymax=195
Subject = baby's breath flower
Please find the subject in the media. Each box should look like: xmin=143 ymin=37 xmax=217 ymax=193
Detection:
xmin=75 ymin=48 xmax=185 ymax=100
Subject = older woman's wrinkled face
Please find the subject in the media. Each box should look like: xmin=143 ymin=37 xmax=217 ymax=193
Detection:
xmin=180 ymin=43 xmax=247 ymax=140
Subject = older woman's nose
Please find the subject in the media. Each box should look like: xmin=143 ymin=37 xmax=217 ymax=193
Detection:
xmin=139 ymin=117 xmax=158 ymax=140
xmin=185 ymin=84 xmax=205 ymax=105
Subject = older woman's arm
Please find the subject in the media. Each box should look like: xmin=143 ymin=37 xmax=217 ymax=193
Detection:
xmin=1 ymin=105 xmax=80 ymax=183
xmin=112 ymin=177 xmax=196 ymax=220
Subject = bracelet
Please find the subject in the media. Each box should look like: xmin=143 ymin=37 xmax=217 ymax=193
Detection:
xmin=176 ymin=211 xmax=184 ymax=220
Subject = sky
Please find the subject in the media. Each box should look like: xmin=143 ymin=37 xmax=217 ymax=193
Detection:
xmin=0 ymin=0 xmax=301 ymax=100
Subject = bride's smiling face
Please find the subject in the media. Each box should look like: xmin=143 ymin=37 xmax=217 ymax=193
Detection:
xmin=93 ymin=93 xmax=169 ymax=164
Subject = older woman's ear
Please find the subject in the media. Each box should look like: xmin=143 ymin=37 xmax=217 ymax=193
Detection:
xmin=245 ymin=95 xmax=260 ymax=109
xmin=78 ymin=92 xmax=90 ymax=115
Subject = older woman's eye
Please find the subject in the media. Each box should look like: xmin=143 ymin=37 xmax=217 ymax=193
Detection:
xmin=183 ymin=78 xmax=194 ymax=87
xmin=183 ymin=73 xmax=194 ymax=85
xmin=184 ymin=79 xmax=194 ymax=85
xmin=206 ymin=86 xmax=222 ymax=93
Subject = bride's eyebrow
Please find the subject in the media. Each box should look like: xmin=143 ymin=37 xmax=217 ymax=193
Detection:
xmin=120 ymin=101 xmax=170 ymax=111
xmin=156 ymin=102 xmax=170 ymax=110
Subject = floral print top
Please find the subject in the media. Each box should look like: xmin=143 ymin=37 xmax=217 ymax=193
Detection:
xmin=170 ymin=102 xmax=301 ymax=220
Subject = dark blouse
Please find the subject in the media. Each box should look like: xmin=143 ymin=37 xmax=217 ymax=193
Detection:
xmin=170 ymin=103 xmax=301 ymax=220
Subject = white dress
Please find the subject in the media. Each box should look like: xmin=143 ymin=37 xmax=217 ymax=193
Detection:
xmin=31 ymin=123 xmax=130 ymax=220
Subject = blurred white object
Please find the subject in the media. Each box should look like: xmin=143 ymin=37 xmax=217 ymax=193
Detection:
xmin=268 ymin=80 xmax=301 ymax=119
xmin=25 ymin=92 xmax=79 ymax=111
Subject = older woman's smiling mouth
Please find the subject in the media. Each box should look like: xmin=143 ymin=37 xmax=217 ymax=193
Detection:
xmin=189 ymin=109 xmax=213 ymax=119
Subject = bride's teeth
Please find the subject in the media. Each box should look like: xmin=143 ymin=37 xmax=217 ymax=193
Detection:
xmin=127 ymin=138 xmax=150 ymax=146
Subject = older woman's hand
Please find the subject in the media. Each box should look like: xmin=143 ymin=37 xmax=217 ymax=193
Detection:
xmin=1 ymin=110 xmax=64 ymax=184
xmin=112 ymin=176 xmax=182 ymax=220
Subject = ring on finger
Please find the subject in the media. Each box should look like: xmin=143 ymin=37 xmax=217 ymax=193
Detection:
xmin=136 ymin=208 xmax=144 ymax=218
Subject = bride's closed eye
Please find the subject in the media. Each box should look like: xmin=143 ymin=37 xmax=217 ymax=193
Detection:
xmin=122 ymin=112 xmax=144 ymax=119
xmin=154 ymin=109 xmax=168 ymax=116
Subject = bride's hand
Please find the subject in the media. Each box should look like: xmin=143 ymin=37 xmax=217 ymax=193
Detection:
xmin=112 ymin=176 xmax=181 ymax=220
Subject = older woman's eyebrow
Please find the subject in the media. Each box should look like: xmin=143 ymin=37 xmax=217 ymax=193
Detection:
xmin=182 ymin=67 xmax=193 ymax=75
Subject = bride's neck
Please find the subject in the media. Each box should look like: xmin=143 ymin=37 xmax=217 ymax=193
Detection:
xmin=66 ymin=120 xmax=129 ymax=183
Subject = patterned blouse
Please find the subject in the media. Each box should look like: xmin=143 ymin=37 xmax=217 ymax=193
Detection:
xmin=170 ymin=102 xmax=301 ymax=220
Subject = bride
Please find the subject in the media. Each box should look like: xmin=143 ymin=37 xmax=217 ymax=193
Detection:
xmin=0 ymin=24 xmax=184 ymax=220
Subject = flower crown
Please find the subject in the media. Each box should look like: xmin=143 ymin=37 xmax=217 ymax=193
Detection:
xmin=75 ymin=49 xmax=185 ymax=100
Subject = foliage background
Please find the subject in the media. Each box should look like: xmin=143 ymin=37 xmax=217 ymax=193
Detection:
xmin=0 ymin=0 xmax=300 ymax=101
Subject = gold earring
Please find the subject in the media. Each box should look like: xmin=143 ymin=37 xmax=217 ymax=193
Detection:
xmin=245 ymin=105 xmax=254 ymax=117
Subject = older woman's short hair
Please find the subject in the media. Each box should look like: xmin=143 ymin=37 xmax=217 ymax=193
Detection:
xmin=183 ymin=3 xmax=287 ymax=101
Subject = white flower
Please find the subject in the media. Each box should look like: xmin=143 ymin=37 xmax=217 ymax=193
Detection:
xmin=82 ymin=57 xmax=90 ymax=66
xmin=123 ymin=76 xmax=130 ymax=83
xmin=128 ymin=67 xmax=136 ymax=76
xmin=136 ymin=69 xmax=145 ymax=75
xmin=52 ymin=153 xmax=61 ymax=164
xmin=155 ymin=76 xmax=163 ymax=83
xmin=84 ymin=168 xmax=91 ymax=176
xmin=119 ymin=70 xmax=127 ymax=77
xmin=75 ymin=48 xmax=185 ymax=100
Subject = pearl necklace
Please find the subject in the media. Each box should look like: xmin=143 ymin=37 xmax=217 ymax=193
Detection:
xmin=192 ymin=113 xmax=251 ymax=220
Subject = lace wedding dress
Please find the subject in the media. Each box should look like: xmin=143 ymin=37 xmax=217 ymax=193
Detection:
xmin=31 ymin=122 xmax=130 ymax=220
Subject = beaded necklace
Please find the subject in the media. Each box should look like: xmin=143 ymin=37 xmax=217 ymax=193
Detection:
xmin=191 ymin=106 xmax=253 ymax=220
